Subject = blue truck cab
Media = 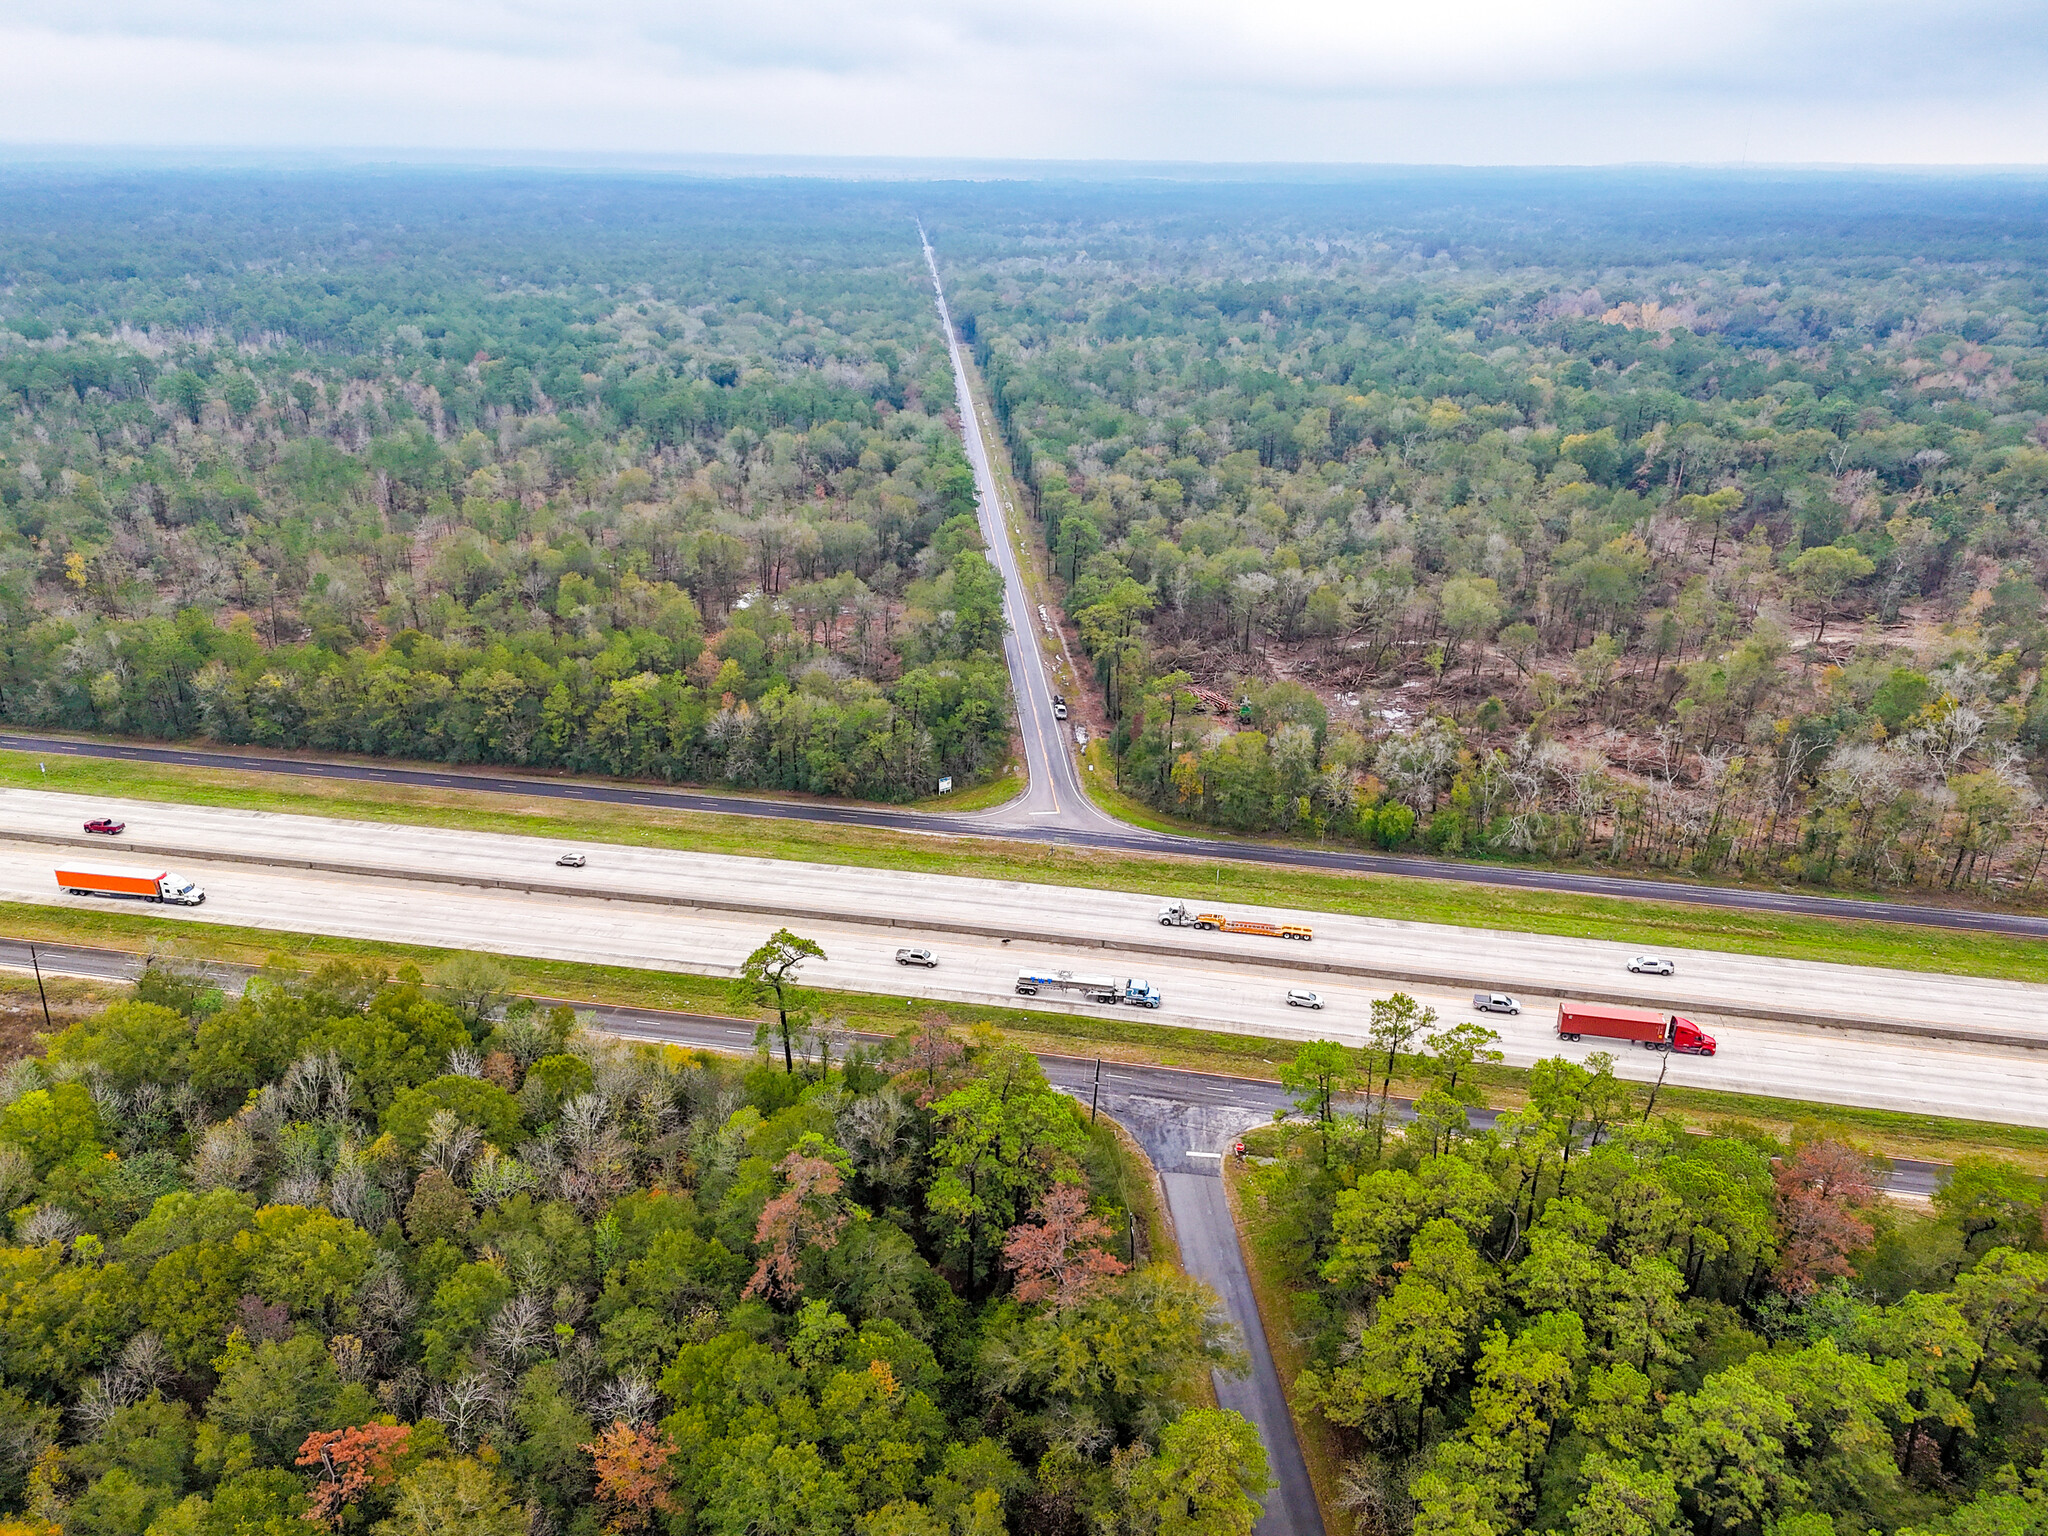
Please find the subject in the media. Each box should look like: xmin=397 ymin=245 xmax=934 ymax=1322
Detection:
xmin=1124 ymin=979 xmax=1161 ymax=1009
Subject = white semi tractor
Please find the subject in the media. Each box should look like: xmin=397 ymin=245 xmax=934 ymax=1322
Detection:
xmin=1015 ymin=969 xmax=1161 ymax=1008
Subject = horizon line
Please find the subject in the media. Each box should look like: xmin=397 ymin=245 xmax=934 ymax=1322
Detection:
xmin=3 ymin=147 xmax=2048 ymax=182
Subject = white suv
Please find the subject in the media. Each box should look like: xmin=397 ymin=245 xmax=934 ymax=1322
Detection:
xmin=1285 ymin=988 xmax=1323 ymax=1010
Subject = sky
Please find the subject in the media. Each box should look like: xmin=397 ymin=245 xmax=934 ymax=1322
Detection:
xmin=3 ymin=0 xmax=2046 ymax=166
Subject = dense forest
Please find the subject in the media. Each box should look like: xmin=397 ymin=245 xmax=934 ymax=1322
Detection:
xmin=1247 ymin=1010 xmax=2048 ymax=1534
xmin=0 ymin=950 xmax=1266 ymax=1535
xmin=939 ymin=172 xmax=2048 ymax=894
xmin=0 ymin=177 xmax=1007 ymax=800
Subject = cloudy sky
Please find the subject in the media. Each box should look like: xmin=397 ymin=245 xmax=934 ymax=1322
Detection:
xmin=3 ymin=0 xmax=2045 ymax=165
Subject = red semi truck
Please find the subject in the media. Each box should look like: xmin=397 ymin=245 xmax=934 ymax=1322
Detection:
xmin=55 ymin=866 xmax=206 ymax=906
xmin=1557 ymin=1002 xmax=1715 ymax=1056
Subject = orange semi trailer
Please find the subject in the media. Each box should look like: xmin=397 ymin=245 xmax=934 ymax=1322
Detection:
xmin=1556 ymin=1001 xmax=1716 ymax=1056
xmin=55 ymin=866 xmax=206 ymax=905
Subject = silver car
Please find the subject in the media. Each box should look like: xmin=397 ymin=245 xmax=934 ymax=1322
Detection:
xmin=1286 ymin=988 xmax=1323 ymax=1010
xmin=1626 ymin=955 xmax=1675 ymax=976
xmin=555 ymin=852 xmax=587 ymax=868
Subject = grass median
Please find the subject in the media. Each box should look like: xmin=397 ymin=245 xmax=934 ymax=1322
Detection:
xmin=0 ymin=897 xmax=2042 ymax=1172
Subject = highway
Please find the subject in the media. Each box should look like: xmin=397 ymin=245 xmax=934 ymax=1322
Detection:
xmin=6 ymin=786 xmax=2045 ymax=1038
xmin=0 ymin=244 xmax=1995 ymax=1536
xmin=6 ymin=791 xmax=2048 ymax=1129
xmin=0 ymin=244 xmax=2018 ymax=1536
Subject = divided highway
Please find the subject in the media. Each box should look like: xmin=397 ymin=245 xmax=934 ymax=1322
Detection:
xmin=3 ymin=243 xmax=2005 ymax=1536
xmin=0 ymin=243 xmax=2020 ymax=1536
xmin=5 ymin=790 xmax=2048 ymax=1127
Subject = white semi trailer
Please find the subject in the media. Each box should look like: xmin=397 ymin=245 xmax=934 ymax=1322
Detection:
xmin=1014 ymin=970 xmax=1161 ymax=1008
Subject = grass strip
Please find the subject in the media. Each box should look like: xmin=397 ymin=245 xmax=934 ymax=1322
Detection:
xmin=1 ymin=898 xmax=2041 ymax=1172
xmin=905 ymin=768 xmax=1026 ymax=813
xmin=7 ymin=749 xmax=2047 ymax=989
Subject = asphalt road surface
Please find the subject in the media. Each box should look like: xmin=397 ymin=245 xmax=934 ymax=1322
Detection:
xmin=0 ymin=245 xmax=1980 ymax=1536
xmin=920 ymin=228 xmax=1122 ymax=839
xmin=1 ymin=934 xmax=1950 ymax=1536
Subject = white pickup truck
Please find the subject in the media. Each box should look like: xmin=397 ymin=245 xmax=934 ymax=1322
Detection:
xmin=1472 ymin=992 xmax=1521 ymax=1015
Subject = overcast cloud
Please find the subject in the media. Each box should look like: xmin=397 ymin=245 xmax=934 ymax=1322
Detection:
xmin=2 ymin=0 xmax=2044 ymax=164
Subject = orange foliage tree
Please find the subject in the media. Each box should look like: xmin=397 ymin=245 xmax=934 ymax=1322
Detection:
xmin=296 ymin=1423 xmax=412 ymax=1529
xmin=1002 ymin=1182 xmax=1127 ymax=1309
xmin=1773 ymin=1139 xmax=1878 ymax=1298
xmin=583 ymin=1420 xmax=676 ymax=1532
xmin=743 ymin=1137 xmax=853 ymax=1303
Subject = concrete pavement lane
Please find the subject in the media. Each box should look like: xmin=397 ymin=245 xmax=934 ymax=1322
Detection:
xmin=5 ymin=814 xmax=2046 ymax=1124
xmin=8 ymin=786 xmax=2047 ymax=1050
xmin=8 ymin=725 xmax=2044 ymax=939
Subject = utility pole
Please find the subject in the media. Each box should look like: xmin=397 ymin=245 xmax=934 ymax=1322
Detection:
xmin=28 ymin=945 xmax=52 ymax=1033
xmin=1089 ymin=1058 xmax=1102 ymax=1124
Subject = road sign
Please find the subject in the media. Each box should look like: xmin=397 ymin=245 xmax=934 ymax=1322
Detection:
xmin=937 ymin=777 xmax=953 ymax=794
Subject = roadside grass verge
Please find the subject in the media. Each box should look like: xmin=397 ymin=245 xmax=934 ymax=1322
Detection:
xmin=906 ymin=767 xmax=1026 ymax=813
xmin=1078 ymin=741 xmax=1193 ymax=834
xmin=9 ymin=747 xmax=2048 ymax=987
xmin=1090 ymin=1111 xmax=1178 ymax=1277
xmin=2 ymin=899 xmax=2043 ymax=1171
